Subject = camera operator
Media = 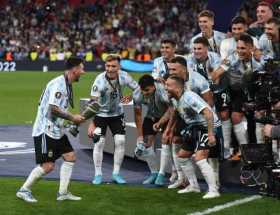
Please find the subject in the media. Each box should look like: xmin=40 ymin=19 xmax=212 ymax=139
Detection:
xmin=259 ymin=17 xmax=280 ymax=60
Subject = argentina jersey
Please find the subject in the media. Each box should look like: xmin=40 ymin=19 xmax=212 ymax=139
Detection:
xmin=175 ymin=91 xmax=220 ymax=128
xmin=184 ymin=70 xmax=210 ymax=94
xmin=187 ymin=51 xmax=221 ymax=83
xmin=133 ymin=82 xmax=169 ymax=119
xmin=190 ymin=30 xmax=226 ymax=54
xmin=258 ymin=33 xmax=274 ymax=60
xmin=220 ymin=37 xmax=259 ymax=60
xmin=91 ymin=70 xmax=139 ymax=117
xmin=221 ymin=53 xmax=264 ymax=77
xmin=32 ymin=75 xmax=69 ymax=139
xmin=152 ymin=56 xmax=169 ymax=79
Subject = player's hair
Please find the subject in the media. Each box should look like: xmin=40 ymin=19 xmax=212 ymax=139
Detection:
xmin=257 ymin=1 xmax=273 ymax=11
xmin=138 ymin=74 xmax=155 ymax=90
xmin=161 ymin=38 xmax=177 ymax=47
xmin=65 ymin=56 xmax=84 ymax=70
xmin=193 ymin=36 xmax=210 ymax=47
xmin=170 ymin=56 xmax=187 ymax=68
xmin=105 ymin=54 xmax=121 ymax=63
xmin=231 ymin=16 xmax=247 ymax=26
xmin=266 ymin=17 xmax=280 ymax=26
xmin=238 ymin=34 xmax=254 ymax=46
xmin=167 ymin=75 xmax=185 ymax=89
xmin=198 ymin=10 xmax=215 ymax=19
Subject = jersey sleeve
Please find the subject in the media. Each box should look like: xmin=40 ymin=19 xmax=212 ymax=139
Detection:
xmin=124 ymin=72 xmax=139 ymax=91
xmin=132 ymin=87 xmax=143 ymax=108
xmin=185 ymin=92 xmax=207 ymax=114
xmin=90 ymin=77 xmax=102 ymax=98
xmin=48 ymin=81 xmax=65 ymax=107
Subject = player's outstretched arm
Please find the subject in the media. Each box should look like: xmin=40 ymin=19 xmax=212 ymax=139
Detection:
xmin=49 ymin=104 xmax=85 ymax=124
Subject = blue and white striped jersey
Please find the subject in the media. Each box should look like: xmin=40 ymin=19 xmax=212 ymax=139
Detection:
xmin=187 ymin=51 xmax=221 ymax=82
xmin=173 ymin=91 xmax=220 ymax=128
xmin=91 ymin=70 xmax=139 ymax=117
xmin=258 ymin=33 xmax=274 ymax=59
xmin=190 ymin=30 xmax=226 ymax=54
xmin=32 ymin=75 xmax=69 ymax=139
xmin=220 ymin=36 xmax=259 ymax=60
xmin=133 ymin=82 xmax=169 ymax=119
xmin=184 ymin=70 xmax=210 ymax=95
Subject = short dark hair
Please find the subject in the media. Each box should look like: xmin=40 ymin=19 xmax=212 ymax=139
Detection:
xmin=161 ymin=38 xmax=177 ymax=47
xmin=238 ymin=34 xmax=254 ymax=46
xmin=198 ymin=10 xmax=215 ymax=19
xmin=266 ymin=17 xmax=280 ymax=26
xmin=170 ymin=56 xmax=187 ymax=68
xmin=231 ymin=16 xmax=247 ymax=26
xmin=167 ymin=75 xmax=185 ymax=89
xmin=138 ymin=74 xmax=155 ymax=90
xmin=193 ymin=36 xmax=209 ymax=47
xmin=65 ymin=56 xmax=83 ymax=70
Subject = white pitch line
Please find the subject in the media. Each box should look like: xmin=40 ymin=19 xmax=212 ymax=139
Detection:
xmin=187 ymin=195 xmax=262 ymax=215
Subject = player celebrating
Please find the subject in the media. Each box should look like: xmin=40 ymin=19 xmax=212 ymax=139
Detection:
xmin=88 ymin=54 xmax=139 ymax=185
xmin=16 ymin=56 xmax=86 ymax=203
xmin=133 ymin=74 xmax=170 ymax=185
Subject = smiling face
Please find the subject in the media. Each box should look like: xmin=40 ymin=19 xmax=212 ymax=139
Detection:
xmin=160 ymin=42 xmax=176 ymax=61
xmin=105 ymin=59 xmax=120 ymax=80
xmin=265 ymin=22 xmax=279 ymax=41
xmin=70 ymin=63 xmax=85 ymax=82
xmin=256 ymin=5 xmax=273 ymax=24
xmin=232 ymin=23 xmax=247 ymax=40
xmin=236 ymin=40 xmax=253 ymax=61
xmin=198 ymin=16 xmax=214 ymax=35
xmin=193 ymin=43 xmax=208 ymax=61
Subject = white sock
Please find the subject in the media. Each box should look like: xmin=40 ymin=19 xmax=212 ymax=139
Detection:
xmin=172 ymin=144 xmax=184 ymax=180
xmin=256 ymin=123 xmax=264 ymax=144
xmin=179 ymin=158 xmax=199 ymax=188
xmin=113 ymin=134 xmax=125 ymax=175
xmin=208 ymin=158 xmax=220 ymax=188
xmin=59 ymin=161 xmax=74 ymax=195
xmin=93 ymin=137 xmax=105 ymax=176
xmin=159 ymin=144 xmax=171 ymax=175
xmin=196 ymin=159 xmax=217 ymax=193
xmin=22 ymin=165 xmax=45 ymax=191
xmin=233 ymin=119 xmax=248 ymax=145
xmin=143 ymin=146 xmax=158 ymax=173
xmin=222 ymin=119 xmax=232 ymax=158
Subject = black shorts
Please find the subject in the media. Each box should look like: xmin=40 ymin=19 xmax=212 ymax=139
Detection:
xmin=214 ymin=88 xmax=231 ymax=112
xmin=94 ymin=114 xmax=125 ymax=136
xmin=229 ymin=88 xmax=247 ymax=113
xmin=142 ymin=117 xmax=167 ymax=136
xmin=181 ymin=126 xmax=220 ymax=155
xmin=34 ymin=133 xmax=74 ymax=164
xmin=173 ymin=116 xmax=187 ymax=136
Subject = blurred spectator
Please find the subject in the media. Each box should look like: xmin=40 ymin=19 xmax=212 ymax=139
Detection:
xmin=0 ymin=0 xmax=207 ymax=61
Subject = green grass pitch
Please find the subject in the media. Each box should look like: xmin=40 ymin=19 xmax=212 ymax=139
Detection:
xmin=1 ymin=72 xmax=280 ymax=214
xmin=1 ymin=177 xmax=279 ymax=215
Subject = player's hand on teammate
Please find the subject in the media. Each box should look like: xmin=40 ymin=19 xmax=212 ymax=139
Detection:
xmin=208 ymin=132 xmax=216 ymax=146
xmin=121 ymin=96 xmax=132 ymax=104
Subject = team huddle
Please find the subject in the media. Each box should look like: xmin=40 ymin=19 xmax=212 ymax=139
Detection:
xmin=16 ymin=2 xmax=280 ymax=203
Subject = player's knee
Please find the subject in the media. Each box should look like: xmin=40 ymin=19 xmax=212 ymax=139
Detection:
xmin=114 ymin=134 xmax=125 ymax=147
xmin=41 ymin=162 xmax=55 ymax=173
xmin=63 ymin=151 xmax=76 ymax=162
xmin=177 ymin=149 xmax=191 ymax=159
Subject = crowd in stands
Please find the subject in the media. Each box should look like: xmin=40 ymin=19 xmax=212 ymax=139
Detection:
xmin=1 ymin=0 xmax=279 ymax=62
xmin=0 ymin=0 xmax=206 ymax=62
